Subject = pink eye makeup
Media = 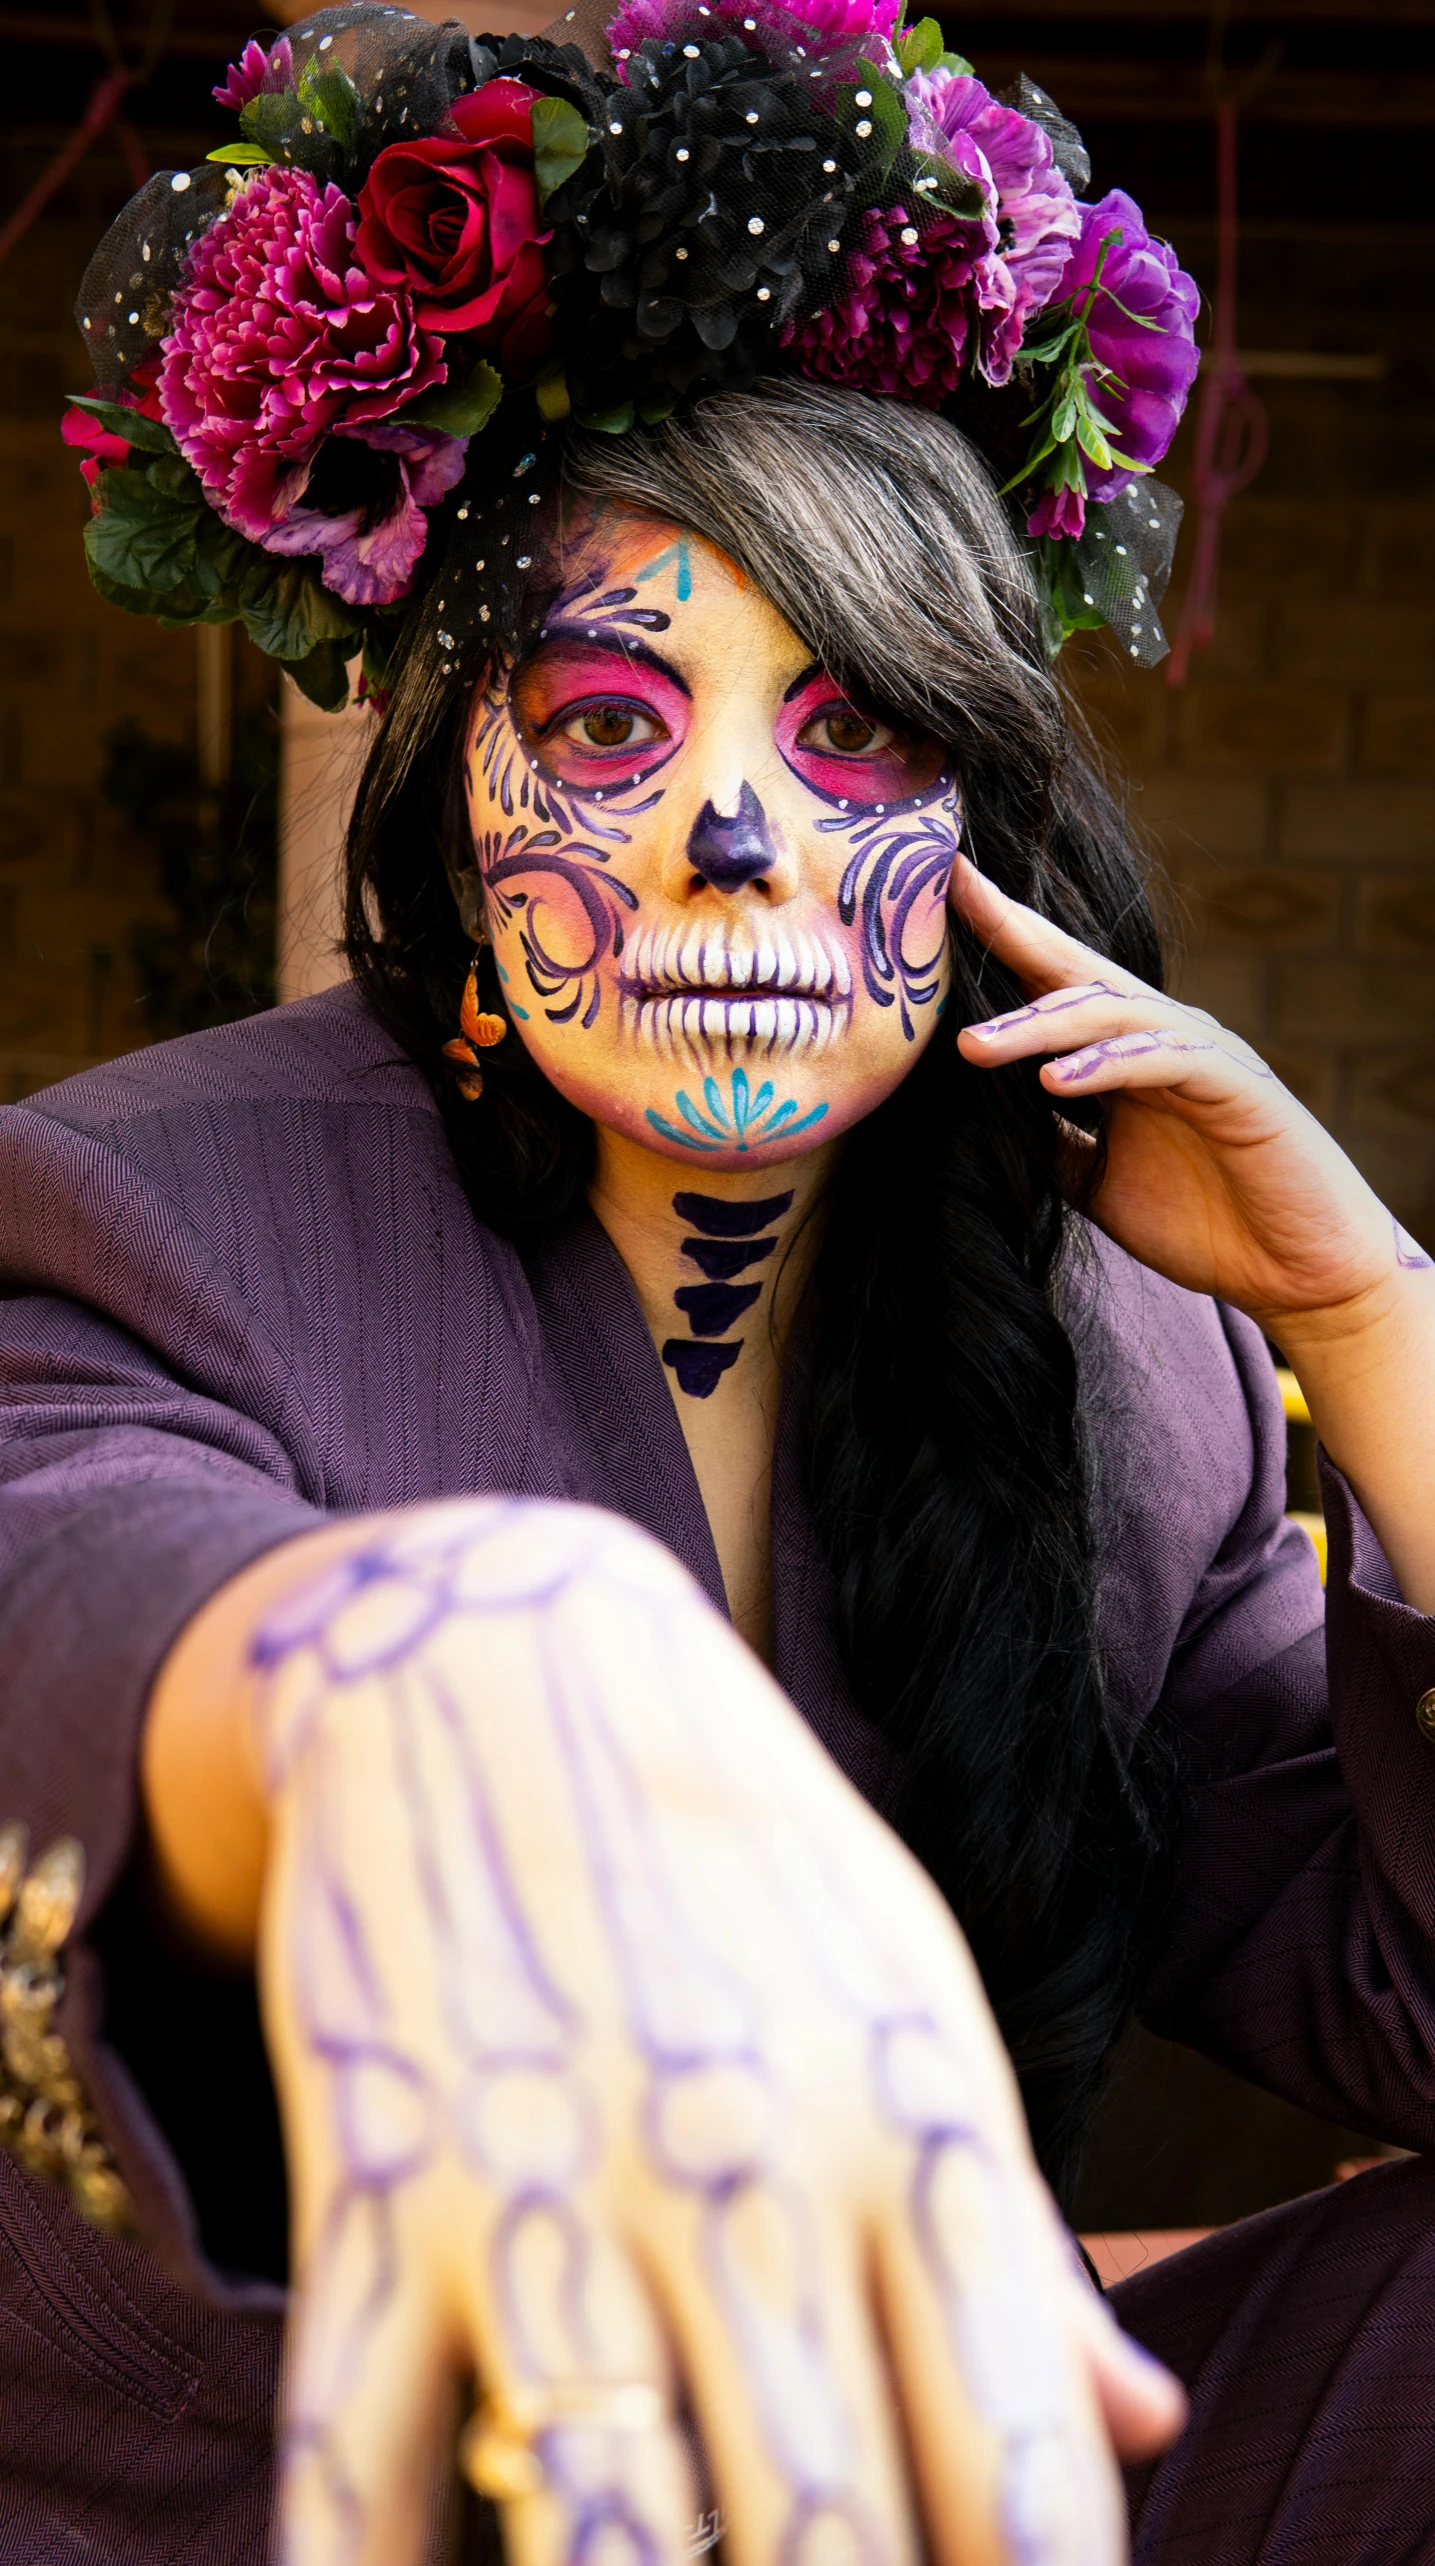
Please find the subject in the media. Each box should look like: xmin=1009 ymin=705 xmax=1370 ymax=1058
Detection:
xmin=777 ymin=669 xmax=946 ymax=807
xmin=511 ymin=639 xmax=689 ymax=787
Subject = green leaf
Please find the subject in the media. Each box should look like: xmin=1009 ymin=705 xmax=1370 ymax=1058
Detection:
xmin=86 ymin=463 xmax=210 ymax=595
xmin=846 ymin=63 xmax=907 ymax=172
xmin=239 ymin=91 xmax=303 ymax=148
xmin=286 ymin=639 xmax=354 ymax=712
xmin=535 ymin=366 xmax=572 ymax=425
xmin=532 ymin=95 xmax=592 ymax=206
xmin=1051 ymin=393 xmax=1078 ymax=444
xmin=895 ymin=17 xmax=943 ymax=76
xmin=65 ymin=393 xmax=177 ymax=456
xmin=205 ymin=142 xmax=275 ymax=166
xmin=85 ymin=551 xmax=216 ymax=625
xmin=405 ymin=359 xmax=504 ymax=439
xmin=1017 ymin=318 xmax=1078 ymax=367
xmin=299 ymin=59 xmax=358 ymax=147
xmin=1075 ymin=414 xmax=1112 ymax=470
xmin=937 ymin=48 xmax=974 ymax=71
xmin=574 ymin=398 xmax=635 ymax=435
xmin=237 ymin=559 xmax=362 ymax=662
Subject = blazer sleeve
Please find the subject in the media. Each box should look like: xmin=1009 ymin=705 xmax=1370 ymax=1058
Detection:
xmin=1137 ymin=1311 xmax=1435 ymax=2153
xmin=0 ymin=1100 xmax=327 ymax=2262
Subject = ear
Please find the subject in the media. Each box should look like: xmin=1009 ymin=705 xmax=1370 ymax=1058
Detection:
xmin=456 ymin=870 xmax=489 ymax=944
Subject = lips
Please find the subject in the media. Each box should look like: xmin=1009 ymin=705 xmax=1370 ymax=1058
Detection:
xmin=618 ymin=925 xmax=855 ymax=1057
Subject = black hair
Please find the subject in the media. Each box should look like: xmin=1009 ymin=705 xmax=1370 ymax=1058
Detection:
xmin=344 ymin=377 xmax=1169 ymax=2204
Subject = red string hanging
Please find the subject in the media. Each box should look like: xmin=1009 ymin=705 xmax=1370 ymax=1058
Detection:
xmin=1166 ymin=95 xmax=1269 ymax=686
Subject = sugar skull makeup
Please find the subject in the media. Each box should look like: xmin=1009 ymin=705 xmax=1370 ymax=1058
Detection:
xmin=463 ymin=505 xmax=962 ymax=1170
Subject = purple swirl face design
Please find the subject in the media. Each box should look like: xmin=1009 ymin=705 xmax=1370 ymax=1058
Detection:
xmin=464 ymin=506 xmax=962 ymax=1171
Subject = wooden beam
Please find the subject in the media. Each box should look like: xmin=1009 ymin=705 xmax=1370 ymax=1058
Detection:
xmin=965 ymin=55 xmax=1435 ymax=122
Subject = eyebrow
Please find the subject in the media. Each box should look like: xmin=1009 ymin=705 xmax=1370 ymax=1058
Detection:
xmin=532 ymin=626 xmax=693 ymax=699
xmin=782 ymin=661 xmax=826 ymax=703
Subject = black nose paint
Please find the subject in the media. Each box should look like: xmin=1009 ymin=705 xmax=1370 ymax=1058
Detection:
xmin=685 ymin=783 xmax=776 ymax=892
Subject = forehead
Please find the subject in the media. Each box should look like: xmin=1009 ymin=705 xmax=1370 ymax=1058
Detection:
xmin=545 ymin=497 xmax=800 ymax=655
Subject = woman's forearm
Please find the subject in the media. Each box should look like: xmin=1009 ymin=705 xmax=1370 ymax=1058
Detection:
xmin=140 ymin=1521 xmax=363 ymax=1962
xmin=1274 ymin=1259 xmax=1435 ymax=1616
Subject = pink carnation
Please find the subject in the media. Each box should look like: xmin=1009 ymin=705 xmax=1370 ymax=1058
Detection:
xmin=608 ymin=0 xmax=898 ymax=70
xmin=212 ymin=34 xmax=293 ymax=112
xmin=783 ymin=204 xmax=988 ymax=404
xmin=904 ymin=69 xmax=1078 ymax=385
xmin=158 ymin=165 xmax=445 ymax=548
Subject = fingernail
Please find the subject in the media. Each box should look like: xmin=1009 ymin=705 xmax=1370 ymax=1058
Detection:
xmin=968 ymin=1019 xmax=1001 ymax=1038
xmin=1056 ymin=1057 xmax=1088 ymax=1079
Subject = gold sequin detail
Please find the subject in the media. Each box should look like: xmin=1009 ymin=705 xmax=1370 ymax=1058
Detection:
xmin=0 ymin=1826 xmax=134 ymax=2233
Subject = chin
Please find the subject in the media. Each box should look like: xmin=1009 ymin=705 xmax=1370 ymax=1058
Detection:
xmin=533 ymin=1028 xmax=916 ymax=1170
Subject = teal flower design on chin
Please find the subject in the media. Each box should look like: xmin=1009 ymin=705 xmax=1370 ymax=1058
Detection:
xmin=646 ymin=1068 xmax=829 ymax=1153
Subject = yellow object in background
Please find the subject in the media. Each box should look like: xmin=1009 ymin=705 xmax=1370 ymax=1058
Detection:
xmin=1275 ymin=1368 xmax=1324 ymax=1582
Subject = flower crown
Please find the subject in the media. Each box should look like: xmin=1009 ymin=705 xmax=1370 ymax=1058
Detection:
xmin=66 ymin=0 xmax=1199 ymax=708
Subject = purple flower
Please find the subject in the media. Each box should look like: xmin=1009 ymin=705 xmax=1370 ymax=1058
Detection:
xmin=261 ymin=421 xmax=469 ymax=607
xmin=158 ymin=165 xmax=446 ymax=549
xmin=783 ymin=204 xmax=988 ymax=404
xmin=1026 ymin=483 xmax=1085 ymax=542
xmin=212 ymin=34 xmax=293 ymax=112
xmin=1052 ymin=189 xmax=1199 ymax=500
xmin=607 ymin=0 xmax=899 ymax=70
xmin=904 ymin=69 xmax=1079 ymax=385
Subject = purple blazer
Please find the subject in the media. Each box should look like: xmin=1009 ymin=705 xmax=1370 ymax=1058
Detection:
xmin=2 ymin=981 xmax=1435 ymax=2560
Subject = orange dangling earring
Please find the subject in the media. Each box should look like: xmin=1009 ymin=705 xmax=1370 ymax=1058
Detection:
xmin=442 ymin=958 xmax=508 ymax=1102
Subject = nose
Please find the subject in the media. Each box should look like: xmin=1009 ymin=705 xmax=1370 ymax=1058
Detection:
xmin=685 ymin=783 xmax=776 ymax=894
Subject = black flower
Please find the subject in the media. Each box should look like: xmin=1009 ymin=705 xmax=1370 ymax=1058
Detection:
xmin=545 ymin=31 xmax=867 ymax=411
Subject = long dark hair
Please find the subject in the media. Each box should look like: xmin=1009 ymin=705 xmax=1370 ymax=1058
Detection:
xmin=345 ymin=378 xmax=1168 ymax=2202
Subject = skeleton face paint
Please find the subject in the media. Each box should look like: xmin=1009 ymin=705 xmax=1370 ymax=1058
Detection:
xmin=464 ymin=505 xmax=960 ymax=1171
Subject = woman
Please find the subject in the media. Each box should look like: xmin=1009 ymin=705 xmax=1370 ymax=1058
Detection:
xmin=7 ymin=6 xmax=1435 ymax=2560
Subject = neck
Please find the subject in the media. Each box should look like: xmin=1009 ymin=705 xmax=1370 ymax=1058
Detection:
xmin=589 ymin=1127 xmax=834 ymax=1406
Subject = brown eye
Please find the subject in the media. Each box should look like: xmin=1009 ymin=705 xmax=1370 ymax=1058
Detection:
xmin=555 ymin=701 xmax=665 ymax=752
xmin=582 ymin=704 xmax=637 ymax=747
xmin=824 ymin=709 xmax=878 ymax=754
xmin=796 ymin=703 xmax=893 ymax=758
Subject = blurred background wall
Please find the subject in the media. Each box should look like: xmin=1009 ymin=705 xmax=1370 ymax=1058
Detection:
xmin=1 ymin=0 xmax=1432 ymax=2227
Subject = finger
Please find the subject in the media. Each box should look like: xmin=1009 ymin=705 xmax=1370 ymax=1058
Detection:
xmin=946 ymin=850 xmax=1147 ymax=1005
xmin=648 ymin=2169 xmax=922 ymax=2566
xmin=1037 ymin=1026 xmax=1261 ymax=1105
xmin=278 ymin=2194 xmax=452 ymax=2566
xmin=1067 ymin=2278 xmax=1187 ymax=2466
xmin=959 ymin=983 xmax=1189 ymax=1066
xmin=871 ymin=2079 xmax=1125 ymax=2566
xmin=451 ymin=2189 xmax=699 ymax=2566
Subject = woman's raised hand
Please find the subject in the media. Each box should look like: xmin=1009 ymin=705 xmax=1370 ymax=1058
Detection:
xmin=950 ymin=851 xmax=1421 ymax=1338
xmin=148 ymin=1496 xmax=1182 ymax=2566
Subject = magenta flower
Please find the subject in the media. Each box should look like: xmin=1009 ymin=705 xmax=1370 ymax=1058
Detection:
xmin=904 ymin=69 xmax=1078 ymax=385
xmin=607 ymin=0 xmax=899 ymax=69
xmin=158 ymin=165 xmax=445 ymax=547
xmin=1052 ymin=189 xmax=1199 ymax=501
xmin=784 ymin=204 xmax=989 ymax=404
xmin=212 ymin=34 xmax=293 ymax=112
xmin=261 ymin=420 xmax=468 ymax=607
xmin=1026 ymin=483 xmax=1085 ymax=542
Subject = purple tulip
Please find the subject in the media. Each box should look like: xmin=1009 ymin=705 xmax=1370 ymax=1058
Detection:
xmin=1052 ymin=189 xmax=1199 ymax=501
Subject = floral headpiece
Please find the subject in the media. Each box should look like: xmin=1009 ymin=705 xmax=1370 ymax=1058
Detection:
xmin=66 ymin=0 xmax=1199 ymax=707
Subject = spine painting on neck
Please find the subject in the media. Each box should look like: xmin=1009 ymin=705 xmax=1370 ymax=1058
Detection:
xmin=663 ymin=1190 xmax=795 ymax=1399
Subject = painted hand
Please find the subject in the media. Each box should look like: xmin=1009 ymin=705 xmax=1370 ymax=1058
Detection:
xmin=951 ymin=852 xmax=1426 ymax=1338
xmin=233 ymin=1497 xmax=1180 ymax=2566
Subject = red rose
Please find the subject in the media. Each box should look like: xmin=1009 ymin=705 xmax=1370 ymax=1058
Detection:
xmin=356 ymin=78 xmax=553 ymax=379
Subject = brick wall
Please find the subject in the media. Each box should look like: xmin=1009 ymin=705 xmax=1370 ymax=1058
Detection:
xmin=0 ymin=68 xmax=269 ymax=1102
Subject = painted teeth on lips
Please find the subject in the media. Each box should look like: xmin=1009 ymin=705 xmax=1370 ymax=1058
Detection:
xmin=625 ymin=927 xmax=853 ymax=1000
